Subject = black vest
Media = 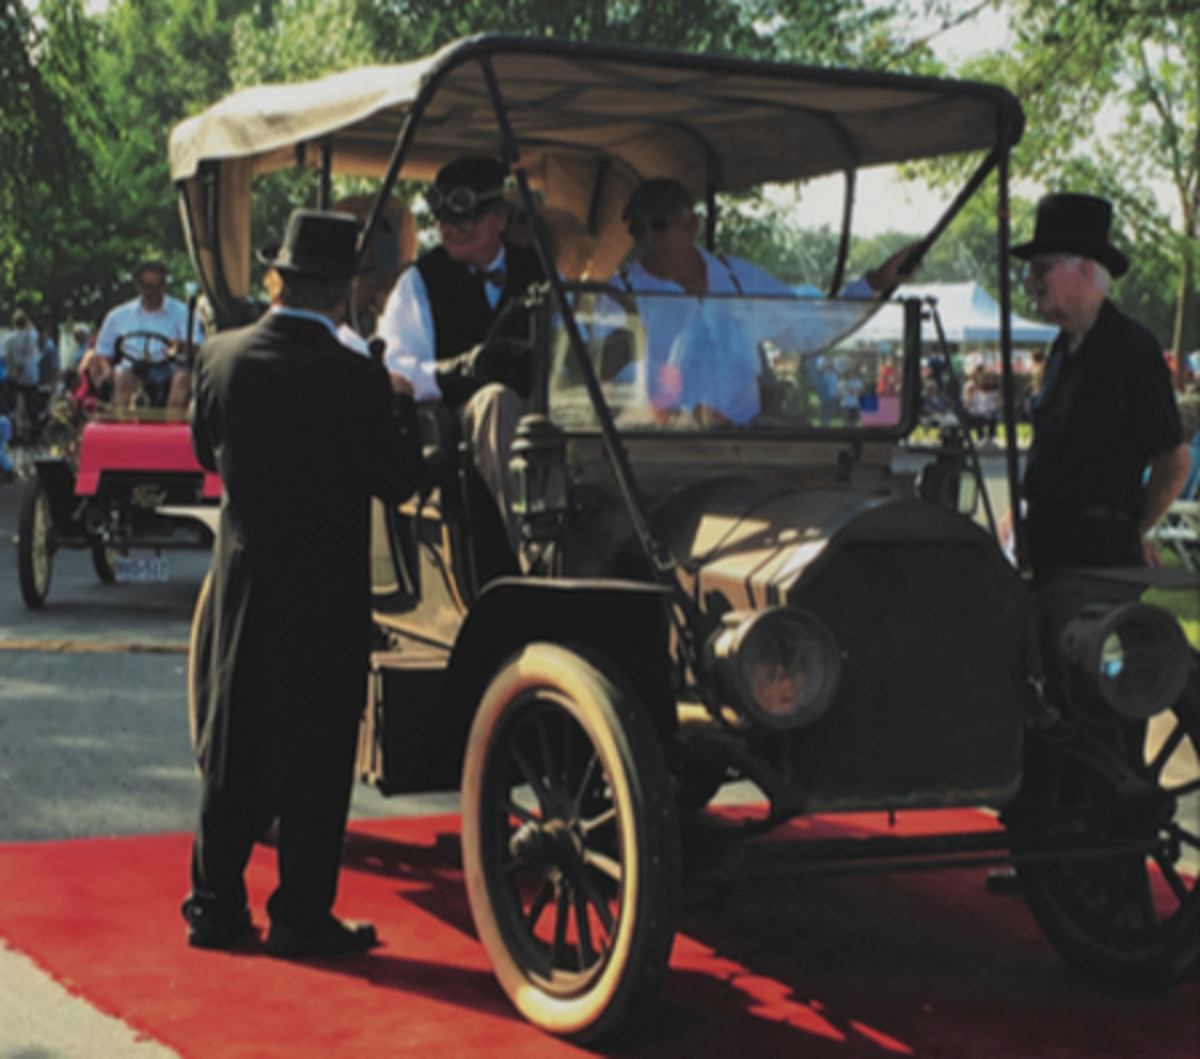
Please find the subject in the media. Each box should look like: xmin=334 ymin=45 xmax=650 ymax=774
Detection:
xmin=416 ymin=242 xmax=545 ymax=361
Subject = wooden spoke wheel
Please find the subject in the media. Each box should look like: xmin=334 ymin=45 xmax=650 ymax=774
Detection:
xmin=17 ymin=479 xmax=55 ymax=609
xmin=1010 ymin=698 xmax=1200 ymax=988
xmin=461 ymin=644 xmax=680 ymax=1043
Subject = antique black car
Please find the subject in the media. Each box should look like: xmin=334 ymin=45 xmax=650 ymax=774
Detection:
xmin=171 ymin=35 xmax=1199 ymax=1043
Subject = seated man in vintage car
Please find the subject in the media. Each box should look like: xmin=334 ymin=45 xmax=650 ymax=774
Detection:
xmin=375 ymin=155 xmax=546 ymax=552
xmin=612 ymin=178 xmax=920 ymax=426
xmin=94 ymin=259 xmax=204 ymax=411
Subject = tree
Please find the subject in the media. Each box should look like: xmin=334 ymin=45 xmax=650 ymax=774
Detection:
xmin=961 ymin=1 xmax=1199 ymax=384
xmin=357 ymin=0 xmax=900 ymax=67
xmin=0 ymin=0 xmax=96 ymax=321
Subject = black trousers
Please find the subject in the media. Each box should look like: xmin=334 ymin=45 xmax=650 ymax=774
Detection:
xmin=1025 ymin=505 xmax=1143 ymax=581
xmin=189 ymin=662 xmax=360 ymax=930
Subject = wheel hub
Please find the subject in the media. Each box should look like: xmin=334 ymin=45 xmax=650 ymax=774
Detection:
xmin=508 ymin=816 xmax=583 ymax=871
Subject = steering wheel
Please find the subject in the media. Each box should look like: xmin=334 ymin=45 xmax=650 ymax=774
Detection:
xmin=113 ymin=331 xmax=186 ymax=368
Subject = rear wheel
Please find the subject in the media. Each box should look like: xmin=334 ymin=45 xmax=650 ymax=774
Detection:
xmin=1010 ymin=699 xmax=1200 ymax=988
xmin=461 ymin=644 xmax=680 ymax=1043
xmin=17 ymin=479 xmax=55 ymax=608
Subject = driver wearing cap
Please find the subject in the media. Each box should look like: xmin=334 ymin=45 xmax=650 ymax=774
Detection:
xmin=376 ymin=156 xmax=546 ymax=556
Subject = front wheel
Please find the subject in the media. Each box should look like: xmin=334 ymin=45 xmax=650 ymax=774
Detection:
xmin=461 ymin=643 xmax=680 ymax=1043
xmin=91 ymin=542 xmax=117 ymax=583
xmin=1009 ymin=697 xmax=1200 ymax=988
xmin=17 ymin=479 xmax=55 ymax=608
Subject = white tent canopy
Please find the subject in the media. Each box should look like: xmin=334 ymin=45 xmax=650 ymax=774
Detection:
xmin=861 ymin=281 xmax=1056 ymax=346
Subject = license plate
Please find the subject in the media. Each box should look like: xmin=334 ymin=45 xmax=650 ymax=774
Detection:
xmin=114 ymin=555 xmax=171 ymax=583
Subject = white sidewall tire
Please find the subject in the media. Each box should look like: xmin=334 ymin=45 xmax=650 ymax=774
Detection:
xmin=461 ymin=642 xmax=678 ymax=1042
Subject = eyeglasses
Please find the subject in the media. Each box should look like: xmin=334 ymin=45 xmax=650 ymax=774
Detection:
xmin=425 ymin=185 xmax=504 ymax=222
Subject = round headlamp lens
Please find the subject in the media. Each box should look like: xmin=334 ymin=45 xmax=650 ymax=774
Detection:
xmin=706 ymin=608 xmax=840 ymax=730
xmin=1060 ymin=602 xmax=1191 ymax=719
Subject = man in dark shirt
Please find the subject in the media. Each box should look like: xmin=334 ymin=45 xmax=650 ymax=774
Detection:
xmin=1014 ymin=193 xmax=1190 ymax=578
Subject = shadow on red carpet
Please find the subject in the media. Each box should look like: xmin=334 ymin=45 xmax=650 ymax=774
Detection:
xmin=0 ymin=809 xmax=1197 ymax=1057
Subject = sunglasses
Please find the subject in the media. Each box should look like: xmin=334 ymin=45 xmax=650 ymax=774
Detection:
xmin=1023 ymin=256 xmax=1069 ymax=280
xmin=628 ymin=208 xmax=693 ymax=238
xmin=426 ymin=184 xmax=504 ymax=221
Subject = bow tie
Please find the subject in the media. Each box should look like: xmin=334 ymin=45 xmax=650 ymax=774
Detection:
xmin=477 ymin=268 xmax=505 ymax=288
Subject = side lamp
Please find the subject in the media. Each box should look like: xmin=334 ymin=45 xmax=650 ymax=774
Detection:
xmin=508 ymin=413 xmax=567 ymax=545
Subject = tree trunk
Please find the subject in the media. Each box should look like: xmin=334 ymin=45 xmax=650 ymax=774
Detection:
xmin=1172 ymin=254 xmax=1195 ymax=392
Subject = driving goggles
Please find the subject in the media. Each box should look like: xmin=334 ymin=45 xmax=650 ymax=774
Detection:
xmin=426 ymin=184 xmax=505 ymax=221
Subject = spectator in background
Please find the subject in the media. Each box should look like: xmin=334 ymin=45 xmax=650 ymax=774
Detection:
xmin=3 ymin=310 xmax=39 ymax=390
xmin=3 ymin=310 xmax=40 ymax=437
xmin=37 ymin=321 xmax=60 ymax=390
xmin=71 ymin=324 xmax=92 ymax=365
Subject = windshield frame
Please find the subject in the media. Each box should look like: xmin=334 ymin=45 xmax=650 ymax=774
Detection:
xmin=535 ymin=284 xmax=924 ymax=444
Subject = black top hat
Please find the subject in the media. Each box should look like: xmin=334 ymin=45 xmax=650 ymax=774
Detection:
xmin=1012 ymin=193 xmax=1129 ymax=278
xmin=258 ymin=210 xmax=362 ymax=277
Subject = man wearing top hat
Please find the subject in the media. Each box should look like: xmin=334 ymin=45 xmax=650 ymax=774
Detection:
xmin=376 ymin=155 xmax=547 ymax=559
xmin=184 ymin=210 xmax=422 ymax=958
xmin=1013 ymin=192 xmax=1190 ymax=578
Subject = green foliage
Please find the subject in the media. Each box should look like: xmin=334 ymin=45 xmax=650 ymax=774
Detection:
xmin=0 ymin=0 xmax=94 ymax=319
xmin=358 ymin=0 xmax=906 ymax=67
xmin=959 ymin=0 xmax=1200 ymax=362
xmin=229 ymin=0 xmax=376 ymax=85
xmin=4 ymin=0 xmax=1190 ymax=358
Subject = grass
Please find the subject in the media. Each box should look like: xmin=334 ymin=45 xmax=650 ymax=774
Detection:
xmin=1144 ymin=550 xmax=1200 ymax=651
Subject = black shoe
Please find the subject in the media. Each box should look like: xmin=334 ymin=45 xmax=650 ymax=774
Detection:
xmin=264 ymin=916 xmax=378 ymax=959
xmin=182 ymin=899 xmax=255 ymax=950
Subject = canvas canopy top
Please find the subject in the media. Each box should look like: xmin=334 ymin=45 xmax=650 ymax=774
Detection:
xmin=168 ymin=35 xmax=1024 ymax=300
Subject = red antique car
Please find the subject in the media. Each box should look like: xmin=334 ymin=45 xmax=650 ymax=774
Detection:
xmin=16 ymin=331 xmax=219 ymax=608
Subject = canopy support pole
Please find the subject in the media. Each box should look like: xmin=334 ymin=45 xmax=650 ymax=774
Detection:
xmin=994 ymin=130 xmax=1026 ymax=569
xmin=830 ymin=169 xmax=856 ymax=296
xmin=477 ymin=57 xmax=676 ymax=577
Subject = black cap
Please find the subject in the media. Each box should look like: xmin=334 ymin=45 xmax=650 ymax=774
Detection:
xmin=426 ymin=156 xmax=508 ymax=222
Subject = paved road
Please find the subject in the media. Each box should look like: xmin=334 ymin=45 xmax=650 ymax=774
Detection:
xmin=0 ymin=474 xmax=448 ymax=1057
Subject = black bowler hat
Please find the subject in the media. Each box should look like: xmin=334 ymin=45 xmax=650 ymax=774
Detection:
xmin=1012 ymin=193 xmax=1129 ymax=278
xmin=258 ymin=209 xmax=362 ymax=277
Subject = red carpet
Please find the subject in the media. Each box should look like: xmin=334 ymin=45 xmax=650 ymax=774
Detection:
xmin=1 ymin=809 xmax=1197 ymax=1057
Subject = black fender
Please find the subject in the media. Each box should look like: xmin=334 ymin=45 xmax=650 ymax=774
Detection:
xmin=366 ymin=577 xmax=678 ymax=796
xmin=441 ymin=576 xmax=677 ymax=761
xmin=32 ymin=458 xmax=86 ymax=539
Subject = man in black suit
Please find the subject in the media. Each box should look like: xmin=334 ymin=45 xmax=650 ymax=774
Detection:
xmin=183 ymin=210 xmax=422 ymax=958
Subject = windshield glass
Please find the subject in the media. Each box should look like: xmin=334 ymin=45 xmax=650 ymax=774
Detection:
xmin=546 ymin=287 xmax=913 ymax=436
